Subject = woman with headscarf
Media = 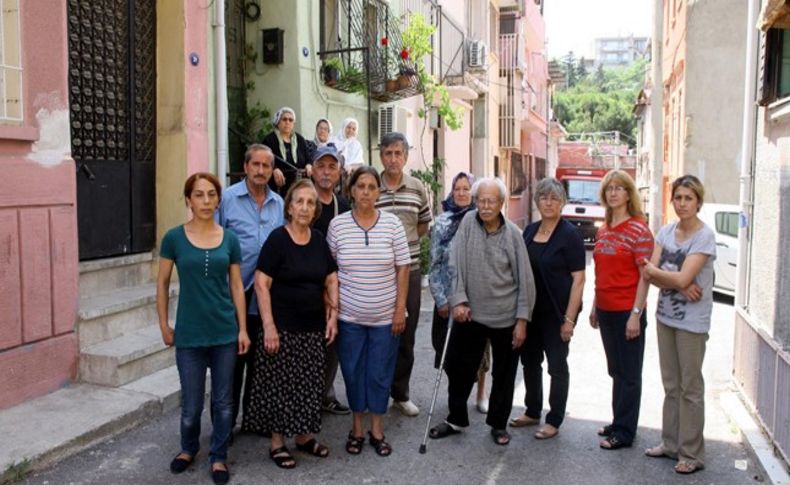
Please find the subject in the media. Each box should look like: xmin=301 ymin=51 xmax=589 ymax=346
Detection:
xmin=429 ymin=172 xmax=490 ymax=414
xmin=307 ymin=118 xmax=333 ymax=155
xmin=333 ymin=117 xmax=365 ymax=173
xmin=261 ymin=107 xmax=313 ymax=196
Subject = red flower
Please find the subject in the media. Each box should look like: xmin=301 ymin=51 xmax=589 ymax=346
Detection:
xmin=381 ymin=37 xmax=389 ymax=46
xmin=400 ymin=49 xmax=409 ymax=60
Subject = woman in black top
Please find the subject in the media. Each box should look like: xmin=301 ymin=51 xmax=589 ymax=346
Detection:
xmin=260 ymin=107 xmax=313 ymax=196
xmin=510 ymin=177 xmax=586 ymax=440
xmin=242 ymin=179 xmax=339 ymax=469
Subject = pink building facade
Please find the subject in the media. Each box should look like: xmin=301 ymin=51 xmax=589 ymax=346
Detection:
xmin=0 ymin=2 xmax=78 ymax=409
xmin=0 ymin=2 xmax=213 ymax=409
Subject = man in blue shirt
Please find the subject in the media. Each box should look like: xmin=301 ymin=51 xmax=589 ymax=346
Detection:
xmin=216 ymin=144 xmax=284 ymax=433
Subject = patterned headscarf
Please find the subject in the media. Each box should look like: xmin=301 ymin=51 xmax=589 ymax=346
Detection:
xmin=439 ymin=172 xmax=477 ymax=247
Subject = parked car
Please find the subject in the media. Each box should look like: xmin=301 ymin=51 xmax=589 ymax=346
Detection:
xmin=698 ymin=203 xmax=739 ymax=296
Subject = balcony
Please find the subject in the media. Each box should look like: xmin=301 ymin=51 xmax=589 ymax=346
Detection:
xmin=401 ymin=0 xmax=466 ymax=84
xmin=319 ymin=0 xmax=419 ymax=102
xmin=499 ymin=33 xmax=521 ymax=148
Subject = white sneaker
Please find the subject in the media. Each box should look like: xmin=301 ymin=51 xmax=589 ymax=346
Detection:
xmin=392 ymin=399 xmax=420 ymax=417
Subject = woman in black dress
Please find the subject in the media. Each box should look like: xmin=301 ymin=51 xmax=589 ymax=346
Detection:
xmin=242 ymin=179 xmax=339 ymax=469
xmin=510 ymin=177 xmax=586 ymax=440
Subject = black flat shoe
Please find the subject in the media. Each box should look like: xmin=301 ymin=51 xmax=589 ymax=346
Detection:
xmin=211 ymin=463 xmax=230 ymax=484
xmin=169 ymin=454 xmax=193 ymax=474
xmin=597 ymin=424 xmax=613 ymax=436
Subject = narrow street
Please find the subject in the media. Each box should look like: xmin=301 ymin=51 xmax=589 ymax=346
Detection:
xmin=24 ymin=255 xmax=759 ymax=485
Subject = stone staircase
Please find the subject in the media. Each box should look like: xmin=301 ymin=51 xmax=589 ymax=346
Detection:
xmin=77 ymin=252 xmax=182 ymax=412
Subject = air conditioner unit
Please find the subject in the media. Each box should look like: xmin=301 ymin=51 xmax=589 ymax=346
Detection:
xmin=468 ymin=40 xmax=488 ymax=68
xmin=378 ymin=104 xmax=411 ymax=140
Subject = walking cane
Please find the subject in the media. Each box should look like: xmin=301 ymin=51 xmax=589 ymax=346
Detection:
xmin=419 ymin=314 xmax=454 ymax=454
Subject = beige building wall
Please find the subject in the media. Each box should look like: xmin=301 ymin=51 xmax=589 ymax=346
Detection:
xmin=683 ymin=0 xmax=745 ymax=204
xmin=245 ymin=1 xmax=371 ymax=159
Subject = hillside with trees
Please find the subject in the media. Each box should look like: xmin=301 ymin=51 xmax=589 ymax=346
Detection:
xmin=552 ymin=55 xmax=647 ymax=147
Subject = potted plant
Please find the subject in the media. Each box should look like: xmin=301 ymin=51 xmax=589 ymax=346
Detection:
xmin=321 ymin=57 xmax=342 ymax=86
xmin=381 ymin=36 xmax=401 ymax=91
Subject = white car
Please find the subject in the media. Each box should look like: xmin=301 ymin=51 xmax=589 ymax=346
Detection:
xmin=698 ymin=203 xmax=739 ymax=296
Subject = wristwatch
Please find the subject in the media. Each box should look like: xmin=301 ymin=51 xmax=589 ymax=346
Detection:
xmin=631 ymin=306 xmax=641 ymax=315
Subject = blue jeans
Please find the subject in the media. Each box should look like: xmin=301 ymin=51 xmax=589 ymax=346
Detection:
xmin=176 ymin=343 xmax=237 ymax=464
xmin=337 ymin=320 xmax=399 ymax=415
xmin=597 ymin=309 xmax=647 ymax=444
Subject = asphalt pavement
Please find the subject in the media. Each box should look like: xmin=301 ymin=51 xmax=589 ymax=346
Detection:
xmin=24 ymin=254 xmax=761 ymax=485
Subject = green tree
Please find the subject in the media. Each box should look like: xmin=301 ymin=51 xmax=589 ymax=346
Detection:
xmin=553 ymin=59 xmax=647 ymax=146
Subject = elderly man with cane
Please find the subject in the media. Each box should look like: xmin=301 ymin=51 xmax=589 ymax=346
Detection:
xmin=426 ymin=177 xmax=535 ymax=447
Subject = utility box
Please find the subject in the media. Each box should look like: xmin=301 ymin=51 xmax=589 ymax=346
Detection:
xmin=262 ymin=28 xmax=284 ymax=64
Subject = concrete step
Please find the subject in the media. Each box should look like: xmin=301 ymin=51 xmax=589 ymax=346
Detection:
xmin=79 ymin=325 xmax=174 ymax=387
xmin=78 ymin=252 xmax=156 ymax=299
xmin=77 ymin=283 xmax=178 ymax=350
xmin=0 ymin=384 xmax=159 ymax=481
xmin=121 ymin=365 xmax=182 ymax=414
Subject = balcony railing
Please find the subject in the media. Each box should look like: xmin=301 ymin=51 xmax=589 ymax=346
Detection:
xmin=319 ymin=0 xmax=419 ymax=102
xmin=499 ymin=33 xmax=520 ymax=148
xmin=402 ymin=0 xmax=465 ymax=83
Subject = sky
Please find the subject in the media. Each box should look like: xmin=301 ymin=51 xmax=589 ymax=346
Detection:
xmin=543 ymin=0 xmax=653 ymax=60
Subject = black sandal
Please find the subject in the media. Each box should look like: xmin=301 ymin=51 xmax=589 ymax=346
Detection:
xmin=491 ymin=429 xmax=511 ymax=446
xmin=269 ymin=446 xmax=296 ymax=469
xmin=295 ymin=438 xmax=329 ymax=458
xmin=429 ymin=422 xmax=461 ymax=440
xmin=597 ymin=424 xmax=613 ymax=436
xmin=367 ymin=431 xmax=392 ymax=457
xmin=345 ymin=432 xmax=364 ymax=455
xmin=600 ymin=435 xmax=631 ymax=450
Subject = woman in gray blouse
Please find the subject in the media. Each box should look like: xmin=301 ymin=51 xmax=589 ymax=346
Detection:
xmin=428 ymin=177 xmax=536 ymax=446
xmin=642 ymin=175 xmax=716 ymax=475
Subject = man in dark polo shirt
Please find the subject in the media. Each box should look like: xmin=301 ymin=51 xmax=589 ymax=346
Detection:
xmin=375 ymin=132 xmax=432 ymax=417
xmin=311 ymin=143 xmax=352 ymax=415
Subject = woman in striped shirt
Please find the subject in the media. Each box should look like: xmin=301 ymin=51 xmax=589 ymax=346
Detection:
xmin=327 ymin=166 xmax=411 ymax=457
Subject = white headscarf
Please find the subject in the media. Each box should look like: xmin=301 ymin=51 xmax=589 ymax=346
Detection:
xmin=313 ymin=118 xmax=333 ymax=147
xmin=333 ymin=117 xmax=365 ymax=170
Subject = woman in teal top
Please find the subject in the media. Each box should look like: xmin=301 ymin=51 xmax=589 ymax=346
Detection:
xmin=156 ymin=172 xmax=250 ymax=485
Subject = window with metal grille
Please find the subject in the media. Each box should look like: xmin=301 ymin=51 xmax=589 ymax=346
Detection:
xmin=0 ymin=0 xmax=22 ymax=123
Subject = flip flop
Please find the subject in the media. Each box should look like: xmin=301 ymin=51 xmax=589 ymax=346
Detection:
xmin=674 ymin=461 xmax=704 ymax=474
xmin=509 ymin=415 xmax=540 ymax=427
xmin=534 ymin=425 xmax=559 ymax=440
xmin=645 ymin=445 xmax=672 ymax=459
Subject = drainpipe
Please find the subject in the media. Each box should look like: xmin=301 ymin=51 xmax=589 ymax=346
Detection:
xmin=214 ymin=0 xmax=229 ymax=187
xmin=736 ymin=0 xmax=759 ymax=308
xmin=649 ymin=0 xmax=663 ymax=234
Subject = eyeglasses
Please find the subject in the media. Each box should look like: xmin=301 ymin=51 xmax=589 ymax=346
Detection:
xmin=477 ymin=197 xmax=501 ymax=207
xmin=605 ymin=185 xmax=627 ymax=193
xmin=280 ymin=117 xmax=294 ymax=122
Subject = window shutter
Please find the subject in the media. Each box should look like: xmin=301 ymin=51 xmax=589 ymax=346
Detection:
xmin=757 ymin=29 xmax=782 ymax=106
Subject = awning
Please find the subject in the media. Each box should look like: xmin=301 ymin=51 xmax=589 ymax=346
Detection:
xmin=759 ymin=0 xmax=790 ymax=31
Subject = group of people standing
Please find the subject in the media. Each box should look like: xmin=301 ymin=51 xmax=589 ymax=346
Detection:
xmin=156 ymin=112 xmax=716 ymax=482
xmin=427 ymin=169 xmax=714 ymax=476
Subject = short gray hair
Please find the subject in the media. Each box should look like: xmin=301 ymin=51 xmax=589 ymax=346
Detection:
xmin=379 ymin=132 xmax=410 ymax=157
xmin=533 ymin=177 xmax=567 ymax=205
xmin=471 ymin=177 xmax=508 ymax=201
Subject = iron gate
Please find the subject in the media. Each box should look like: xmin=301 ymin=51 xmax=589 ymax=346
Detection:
xmin=68 ymin=0 xmax=156 ymax=260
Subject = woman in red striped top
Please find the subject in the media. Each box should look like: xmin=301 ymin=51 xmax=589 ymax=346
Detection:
xmin=589 ymin=170 xmax=654 ymax=450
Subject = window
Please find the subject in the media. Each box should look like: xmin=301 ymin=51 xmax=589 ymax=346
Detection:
xmin=0 ymin=0 xmax=22 ymax=123
xmin=715 ymin=211 xmax=739 ymax=238
xmin=758 ymin=28 xmax=790 ymax=105
xmin=509 ymin=152 xmax=525 ymax=196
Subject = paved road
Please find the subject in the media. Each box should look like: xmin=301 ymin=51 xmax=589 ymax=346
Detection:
xmin=26 ymin=255 xmax=761 ymax=485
